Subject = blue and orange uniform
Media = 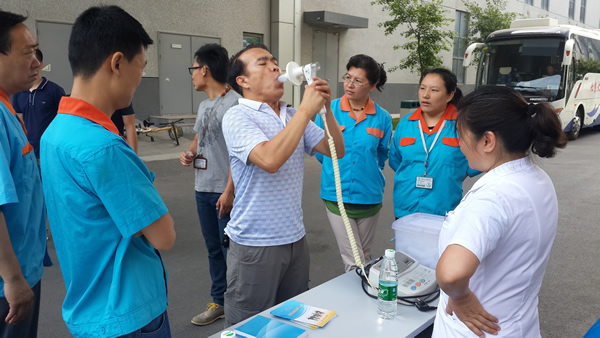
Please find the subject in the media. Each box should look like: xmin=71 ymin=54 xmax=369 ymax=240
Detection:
xmin=0 ymin=89 xmax=46 ymax=336
xmin=315 ymin=95 xmax=392 ymax=207
xmin=316 ymin=94 xmax=392 ymax=271
xmin=41 ymin=97 xmax=169 ymax=337
xmin=389 ymin=103 xmax=479 ymax=218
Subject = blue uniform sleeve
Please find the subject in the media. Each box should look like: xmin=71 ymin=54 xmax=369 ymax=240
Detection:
xmin=389 ymin=121 xmax=403 ymax=172
xmin=0 ymin=125 xmax=18 ymax=206
xmin=377 ymin=112 xmax=393 ymax=170
xmin=314 ymin=114 xmax=324 ymax=164
xmin=83 ymin=144 xmax=168 ymax=237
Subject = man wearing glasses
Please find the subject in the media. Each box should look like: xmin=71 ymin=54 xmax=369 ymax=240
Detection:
xmin=180 ymin=44 xmax=240 ymax=327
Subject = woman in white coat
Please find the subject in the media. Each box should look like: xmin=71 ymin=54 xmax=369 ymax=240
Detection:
xmin=433 ymin=86 xmax=567 ymax=337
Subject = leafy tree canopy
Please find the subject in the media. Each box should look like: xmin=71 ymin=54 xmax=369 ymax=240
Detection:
xmin=372 ymin=0 xmax=454 ymax=76
xmin=463 ymin=0 xmax=520 ymax=44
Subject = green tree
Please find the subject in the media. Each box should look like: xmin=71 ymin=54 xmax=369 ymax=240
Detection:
xmin=575 ymin=59 xmax=600 ymax=81
xmin=371 ymin=0 xmax=454 ymax=76
xmin=463 ymin=0 xmax=519 ymax=44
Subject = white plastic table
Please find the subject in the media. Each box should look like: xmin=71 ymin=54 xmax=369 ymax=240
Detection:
xmin=209 ymin=270 xmax=437 ymax=337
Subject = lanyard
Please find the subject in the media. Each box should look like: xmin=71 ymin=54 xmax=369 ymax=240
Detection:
xmin=418 ymin=119 xmax=445 ymax=176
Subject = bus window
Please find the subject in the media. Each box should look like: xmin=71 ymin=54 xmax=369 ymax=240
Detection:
xmin=572 ymin=34 xmax=600 ymax=81
xmin=478 ymin=38 xmax=566 ymax=101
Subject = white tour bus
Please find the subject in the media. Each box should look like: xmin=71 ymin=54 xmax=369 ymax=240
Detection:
xmin=464 ymin=18 xmax=600 ymax=140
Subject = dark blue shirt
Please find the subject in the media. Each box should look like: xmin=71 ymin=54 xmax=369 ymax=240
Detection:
xmin=110 ymin=104 xmax=135 ymax=136
xmin=13 ymin=77 xmax=66 ymax=158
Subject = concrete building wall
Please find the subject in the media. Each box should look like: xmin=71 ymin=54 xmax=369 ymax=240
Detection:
xmin=271 ymin=0 xmax=299 ymax=105
xmin=3 ymin=0 xmax=270 ymax=77
xmin=2 ymin=0 xmax=270 ymax=119
xmin=301 ymin=0 xmax=600 ymax=114
xmin=3 ymin=1 xmax=599 ymax=117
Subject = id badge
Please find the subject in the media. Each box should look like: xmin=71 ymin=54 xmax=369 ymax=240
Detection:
xmin=416 ymin=175 xmax=433 ymax=189
xmin=193 ymin=155 xmax=208 ymax=170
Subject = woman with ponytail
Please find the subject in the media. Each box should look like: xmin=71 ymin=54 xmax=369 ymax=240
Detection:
xmin=434 ymin=86 xmax=567 ymax=337
xmin=389 ymin=68 xmax=479 ymax=219
xmin=315 ymin=54 xmax=392 ymax=272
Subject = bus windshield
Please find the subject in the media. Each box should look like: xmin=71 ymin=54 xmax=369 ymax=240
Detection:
xmin=477 ymin=38 xmax=566 ymax=102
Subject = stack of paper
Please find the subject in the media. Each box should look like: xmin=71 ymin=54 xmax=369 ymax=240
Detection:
xmin=270 ymin=299 xmax=337 ymax=330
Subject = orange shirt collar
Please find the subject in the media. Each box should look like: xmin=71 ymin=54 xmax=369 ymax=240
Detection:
xmin=407 ymin=103 xmax=457 ymax=135
xmin=340 ymin=95 xmax=376 ymax=124
xmin=58 ymin=97 xmax=119 ymax=136
xmin=0 ymin=89 xmax=17 ymax=116
xmin=1 ymin=88 xmax=29 ymax=134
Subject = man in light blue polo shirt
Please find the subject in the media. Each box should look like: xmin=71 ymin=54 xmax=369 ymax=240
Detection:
xmin=40 ymin=6 xmax=175 ymax=337
xmin=222 ymin=44 xmax=345 ymax=325
xmin=0 ymin=11 xmax=46 ymax=338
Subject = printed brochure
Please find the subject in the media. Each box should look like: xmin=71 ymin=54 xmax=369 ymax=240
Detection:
xmin=270 ymin=299 xmax=337 ymax=330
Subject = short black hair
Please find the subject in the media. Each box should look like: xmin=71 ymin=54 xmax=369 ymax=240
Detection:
xmin=0 ymin=11 xmax=27 ymax=55
xmin=35 ymin=49 xmax=43 ymax=62
xmin=69 ymin=6 xmax=153 ymax=79
xmin=194 ymin=44 xmax=229 ymax=84
xmin=227 ymin=44 xmax=270 ymax=95
xmin=420 ymin=68 xmax=462 ymax=106
xmin=346 ymin=54 xmax=387 ymax=92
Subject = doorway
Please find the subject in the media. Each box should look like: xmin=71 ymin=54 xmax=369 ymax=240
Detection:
xmin=36 ymin=21 xmax=73 ymax=94
xmin=158 ymin=33 xmax=220 ymax=115
xmin=312 ymin=31 xmax=339 ymax=99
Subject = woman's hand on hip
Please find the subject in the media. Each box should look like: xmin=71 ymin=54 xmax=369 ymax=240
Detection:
xmin=447 ymin=290 xmax=500 ymax=337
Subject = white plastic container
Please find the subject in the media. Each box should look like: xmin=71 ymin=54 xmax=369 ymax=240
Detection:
xmin=392 ymin=213 xmax=445 ymax=270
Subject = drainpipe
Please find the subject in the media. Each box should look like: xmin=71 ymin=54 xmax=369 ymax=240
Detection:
xmin=294 ymin=0 xmax=301 ymax=107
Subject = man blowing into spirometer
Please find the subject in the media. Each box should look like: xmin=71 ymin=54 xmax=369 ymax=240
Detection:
xmin=221 ymin=44 xmax=344 ymax=325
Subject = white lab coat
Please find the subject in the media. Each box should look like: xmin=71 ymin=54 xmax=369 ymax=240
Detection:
xmin=433 ymin=157 xmax=558 ymax=337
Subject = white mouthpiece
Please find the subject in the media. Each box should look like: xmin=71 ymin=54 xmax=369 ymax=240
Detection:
xmin=278 ymin=61 xmax=320 ymax=86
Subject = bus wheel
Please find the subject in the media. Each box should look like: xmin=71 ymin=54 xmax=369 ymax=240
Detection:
xmin=567 ymin=108 xmax=584 ymax=140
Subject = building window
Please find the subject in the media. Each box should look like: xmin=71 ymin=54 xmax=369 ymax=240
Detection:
xmin=541 ymin=0 xmax=549 ymax=10
xmin=243 ymin=33 xmax=263 ymax=48
xmin=569 ymin=0 xmax=575 ymax=20
xmin=580 ymin=0 xmax=586 ymax=23
xmin=452 ymin=10 xmax=468 ymax=83
xmin=525 ymin=0 xmax=533 ymax=5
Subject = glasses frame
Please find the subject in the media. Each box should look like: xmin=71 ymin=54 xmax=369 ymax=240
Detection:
xmin=342 ymin=74 xmax=365 ymax=88
xmin=188 ymin=65 xmax=209 ymax=75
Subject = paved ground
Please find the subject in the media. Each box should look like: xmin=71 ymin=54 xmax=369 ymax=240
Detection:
xmin=38 ymin=128 xmax=600 ymax=337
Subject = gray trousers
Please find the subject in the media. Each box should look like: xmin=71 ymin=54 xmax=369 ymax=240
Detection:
xmin=326 ymin=208 xmax=380 ymax=272
xmin=224 ymin=236 xmax=309 ymax=326
xmin=0 ymin=280 xmax=41 ymax=338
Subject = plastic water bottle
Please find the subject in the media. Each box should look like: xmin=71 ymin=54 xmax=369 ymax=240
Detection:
xmin=378 ymin=249 xmax=399 ymax=319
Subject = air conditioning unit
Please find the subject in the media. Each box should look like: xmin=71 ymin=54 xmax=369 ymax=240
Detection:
xmin=510 ymin=18 xmax=559 ymax=29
